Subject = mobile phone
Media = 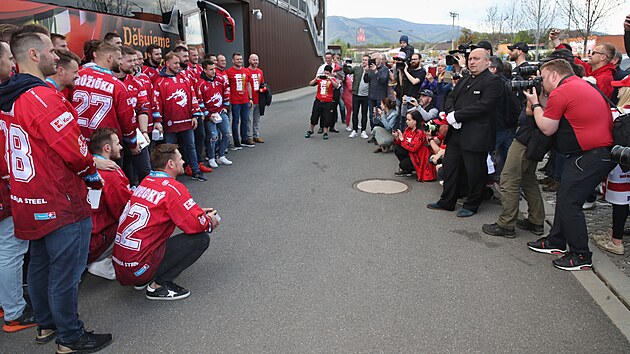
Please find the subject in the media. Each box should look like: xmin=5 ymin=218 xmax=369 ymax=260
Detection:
xmin=368 ymin=58 xmax=376 ymax=66
xmin=319 ymin=75 xmax=327 ymax=79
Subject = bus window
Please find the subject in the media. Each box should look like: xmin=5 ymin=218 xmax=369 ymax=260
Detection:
xmin=183 ymin=11 xmax=203 ymax=46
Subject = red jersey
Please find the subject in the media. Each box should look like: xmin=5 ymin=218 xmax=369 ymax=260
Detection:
xmin=122 ymin=74 xmax=149 ymax=117
xmin=72 ymin=66 xmax=138 ymax=148
xmin=134 ymin=72 xmax=158 ymax=133
xmin=0 ymin=77 xmax=98 ymax=240
xmin=248 ymin=67 xmax=264 ymax=104
xmin=315 ymin=78 xmax=336 ymax=102
xmin=0 ymin=114 xmax=10 ymax=221
xmin=112 ymin=171 xmax=211 ymax=285
xmin=197 ymin=75 xmax=230 ymax=114
xmin=225 ymin=66 xmax=251 ymax=104
xmin=89 ymin=164 xmax=131 ymax=263
xmin=142 ymin=62 xmax=161 ymax=83
xmin=153 ymin=70 xmax=202 ymax=133
xmin=187 ymin=62 xmax=202 ymax=81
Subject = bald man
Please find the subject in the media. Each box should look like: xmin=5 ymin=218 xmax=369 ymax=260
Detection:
xmin=247 ymin=53 xmax=265 ymax=143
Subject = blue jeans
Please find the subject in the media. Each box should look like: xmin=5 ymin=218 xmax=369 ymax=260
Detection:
xmin=0 ymin=217 xmax=28 ymax=321
xmin=194 ymin=117 xmax=206 ymax=162
xmin=165 ymin=129 xmax=199 ymax=174
xmin=205 ymin=113 xmax=231 ymax=158
xmin=231 ymin=103 xmax=250 ymax=145
xmin=28 ymin=218 xmax=91 ymax=343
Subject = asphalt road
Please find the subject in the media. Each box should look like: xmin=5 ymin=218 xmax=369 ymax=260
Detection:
xmin=2 ymin=94 xmax=629 ymax=353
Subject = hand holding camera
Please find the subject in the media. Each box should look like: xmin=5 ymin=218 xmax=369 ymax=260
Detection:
xmin=203 ymin=208 xmax=220 ymax=229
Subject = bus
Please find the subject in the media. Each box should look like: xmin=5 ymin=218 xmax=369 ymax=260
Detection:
xmin=1 ymin=0 xmax=235 ymax=57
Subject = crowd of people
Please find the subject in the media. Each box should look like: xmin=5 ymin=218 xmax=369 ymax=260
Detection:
xmin=307 ymin=15 xmax=630 ymax=272
xmin=0 ymin=23 xmax=271 ymax=352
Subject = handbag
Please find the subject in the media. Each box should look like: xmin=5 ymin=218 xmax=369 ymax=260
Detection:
xmin=588 ymin=82 xmax=630 ymax=146
xmin=525 ymin=125 xmax=553 ymax=161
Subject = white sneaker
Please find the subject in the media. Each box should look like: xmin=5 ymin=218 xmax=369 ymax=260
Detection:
xmin=218 ymin=156 xmax=233 ymax=165
xmin=349 ymin=130 xmax=358 ymax=138
xmin=582 ymin=201 xmax=596 ymax=210
xmin=87 ymin=258 xmax=116 ymax=280
xmin=345 ymin=126 xmax=353 ymax=132
xmin=208 ymin=158 xmax=219 ymax=168
xmin=596 ymin=238 xmax=625 ymax=255
xmin=360 ymin=131 xmax=369 ymax=139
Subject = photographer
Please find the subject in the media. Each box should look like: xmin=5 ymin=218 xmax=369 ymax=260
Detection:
xmin=402 ymin=89 xmax=439 ymax=123
xmin=364 ymin=53 xmax=389 ymax=139
xmin=524 ymin=59 xmax=615 ymax=271
xmin=399 ymin=53 xmax=425 ymax=99
xmin=392 ymin=110 xmax=436 ymax=181
xmin=372 ymin=98 xmax=398 ymax=153
xmin=305 ymin=65 xmax=340 ymax=140
xmin=344 ymin=55 xmax=370 ymax=138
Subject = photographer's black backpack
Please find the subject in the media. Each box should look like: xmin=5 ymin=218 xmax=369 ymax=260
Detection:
xmin=589 ymin=82 xmax=630 ymax=146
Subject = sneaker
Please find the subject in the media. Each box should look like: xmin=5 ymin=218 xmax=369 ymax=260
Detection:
xmin=191 ymin=172 xmax=207 ymax=182
xmin=198 ymin=164 xmax=213 ymax=173
xmin=229 ymin=146 xmax=243 ymax=151
xmin=145 ymin=281 xmax=190 ymax=301
xmin=218 ymin=156 xmax=233 ymax=165
xmin=591 ymin=229 xmax=612 ymax=243
xmin=87 ymin=258 xmax=116 ymax=280
xmin=345 ymin=126 xmax=353 ymax=132
xmin=305 ymin=130 xmax=313 ymax=138
xmin=3 ymin=307 xmax=36 ymax=333
xmin=552 ymin=252 xmax=592 ymax=271
xmin=596 ymin=238 xmax=625 ymax=255
xmin=241 ymin=140 xmax=255 ymax=147
xmin=482 ymin=223 xmax=516 ymax=238
xmin=582 ymin=201 xmax=596 ymax=210
xmin=133 ymin=281 xmax=152 ymax=291
xmin=56 ymin=329 xmax=113 ymax=353
xmin=349 ymin=130 xmax=358 ymax=138
xmin=184 ymin=165 xmax=193 ymax=177
xmin=253 ymin=137 xmax=265 ymax=143
xmin=208 ymin=158 xmax=219 ymax=168
xmin=323 ymin=133 xmax=329 ymax=140
xmin=360 ymin=131 xmax=369 ymax=139
xmin=527 ymin=237 xmax=567 ymax=255
xmin=35 ymin=327 xmax=56 ymax=344
xmin=317 ymin=128 xmax=323 ymax=134
xmin=394 ymin=171 xmax=413 ymax=177
xmin=515 ymin=219 xmax=544 ymax=236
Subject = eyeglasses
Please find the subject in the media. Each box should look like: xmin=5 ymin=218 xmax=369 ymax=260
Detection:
xmin=592 ymin=50 xmax=609 ymax=59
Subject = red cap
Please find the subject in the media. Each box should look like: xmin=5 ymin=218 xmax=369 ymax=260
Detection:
xmin=612 ymin=75 xmax=630 ymax=88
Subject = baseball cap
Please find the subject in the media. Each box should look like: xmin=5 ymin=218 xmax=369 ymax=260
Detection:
xmin=420 ymin=89 xmax=434 ymax=98
xmin=507 ymin=42 xmax=529 ymax=53
xmin=471 ymin=40 xmax=493 ymax=54
xmin=394 ymin=51 xmax=407 ymax=60
xmin=612 ymin=74 xmax=630 ymax=87
xmin=540 ymin=49 xmax=574 ymax=63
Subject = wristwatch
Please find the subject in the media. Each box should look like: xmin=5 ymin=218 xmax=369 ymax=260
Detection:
xmin=531 ymin=103 xmax=543 ymax=110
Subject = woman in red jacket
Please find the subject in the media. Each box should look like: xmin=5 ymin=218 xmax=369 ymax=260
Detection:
xmin=393 ymin=110 xmax=436 ymax=181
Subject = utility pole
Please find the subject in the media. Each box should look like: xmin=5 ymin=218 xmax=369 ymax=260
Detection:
xmin=449 ymin=11 xmax=459 ymax=50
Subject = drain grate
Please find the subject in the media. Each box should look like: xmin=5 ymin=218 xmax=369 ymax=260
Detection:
xmin=354 ymin=179 xmax=409 ymax=195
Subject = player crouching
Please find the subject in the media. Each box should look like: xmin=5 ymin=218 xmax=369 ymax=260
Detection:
xmin=112 ymin=144 xmax=220 ymax=300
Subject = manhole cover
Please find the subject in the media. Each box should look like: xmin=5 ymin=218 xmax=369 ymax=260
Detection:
xmin=354 ymin=179 xmax=409 ymax=194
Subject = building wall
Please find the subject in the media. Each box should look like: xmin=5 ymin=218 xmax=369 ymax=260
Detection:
xmin=247 ymin=0 xmax=323 ymax=92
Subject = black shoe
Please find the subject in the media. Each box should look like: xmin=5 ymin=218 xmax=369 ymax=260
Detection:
xmin=457 ymin=209 xmax=476 ymax=218
xmin=35 ymin=327 xmax=56 ymax=344
xmin=367 ymin=137 xmax=375 ymax=143
xmin=191 ymin=172 xmax=207 ymax=182
xmin=482 ymin=223 xmax=516 ymax=238
xmin=56 ymin=330 xmax=113 ymax=353
xmin=145 ymin=281 xmax=190 ymax=301
xmin=329 ymin=128 xmax=340 ymax=133
xmin=552 ymin=252 xmax=592 ymax=271
xmin=323 ymin=133 xmax=329 ymax=140
xmin=305 ymin=130 xmax=313 ymax=138
xmin=394 ymin=171 xmax=413 ymax=177
xmin=516 ymin=219 xmax=544 ymax=236
xmin=317 ymin=128 xmax=323 ymax=134
xmin=426 ymin=202 xmax=453 ymax=211
xmin=527 ymin=237 xmax=567 ymax=255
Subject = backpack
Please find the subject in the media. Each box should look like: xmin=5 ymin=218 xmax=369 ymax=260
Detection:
xmin=589 ymin=82 xmax=630 ymax=146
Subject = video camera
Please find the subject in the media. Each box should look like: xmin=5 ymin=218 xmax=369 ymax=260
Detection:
xmin=446 ymin=42 xmax=472 ymax=65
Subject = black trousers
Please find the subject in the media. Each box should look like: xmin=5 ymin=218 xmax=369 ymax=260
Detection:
xmin=310 ymin=99 xmax=333 ymax=128
xmin=321 ymin=88 xmax=341 ymax=129
xmin=394 ymin=145 xmax=414 ymax=173
xmin=548 ymin=149 xmax=614 ymax=256
xmin=437 ymin=135 xmax=488 ymax=212
xmin=154 ymin=232 xmax=210 ymax=285
xmin=122 ymin=145 xmax=151 ymax=186
xmin=352 ymin=94 xmax=369 ymax=132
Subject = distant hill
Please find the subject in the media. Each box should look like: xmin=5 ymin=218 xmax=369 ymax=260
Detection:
xmin=327 ymin=16 xmax=459 ymax=45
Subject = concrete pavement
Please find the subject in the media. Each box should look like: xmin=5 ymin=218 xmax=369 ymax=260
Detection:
xmin=1 ymin=93 xmax=629 ymax=353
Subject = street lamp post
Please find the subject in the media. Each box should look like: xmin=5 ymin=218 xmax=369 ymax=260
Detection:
xmin=449 ymin=11 xmax=459 ymax=50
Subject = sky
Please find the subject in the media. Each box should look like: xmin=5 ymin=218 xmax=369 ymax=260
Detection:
xmin=326 ymin=0 xmax=628 ymax=37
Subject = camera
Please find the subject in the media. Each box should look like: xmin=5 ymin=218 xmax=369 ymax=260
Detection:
xmin=318 ymin=75 xmax=328 ymax=80
xmin=448 ymin=42 xmax=472 ymax=56
xmin=513 ymin=64 xmax=540 ymax=78
xmin=611 ymin=145 xmax=630 ymax=172
xmin=368 ymin=58 xmax=376 ymax=66
xmin=345 ymin=59 xmax=352 ymax=65
xmin=510 ymin=76 xmax=542 ymax=92
xmin=405 ymin=96 xmax=411 ymax=103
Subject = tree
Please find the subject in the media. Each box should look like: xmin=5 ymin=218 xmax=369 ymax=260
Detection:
xmin=560 ymin=0 xmax=622 ymax=56
xmin=513 ymin=30 xmax=535 ymax=44
xmin=458 ymin=28 xmax=479 ymax=47
xmin=521 ymin=0 xmax=557 ymax=60
xmin=502 ymin=1 xmax=520 ymax=43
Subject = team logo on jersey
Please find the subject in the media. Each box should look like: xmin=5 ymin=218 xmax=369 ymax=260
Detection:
xmin=167 ymin=121 xmax=173 ymax=127
xmin=183 ymin=198 xmax=196 ymax=210
xmin=162 ymin=180 xmax=169 ymax=186
xmin=166 ymin=89 xmax=188 ymax=107
xmin=50 ymin=112 xmax=74 ymax=132
xmin=209 ymin=92 xmax=223 ymax=108
xmin=34 ymin=212 xmax=56 ymax=220
xmin=78 ymin=136 xmax=89 ymax=156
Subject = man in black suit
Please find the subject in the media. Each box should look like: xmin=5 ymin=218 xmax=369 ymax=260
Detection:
xmin=427 ymin=48 xmax=504 ymax=217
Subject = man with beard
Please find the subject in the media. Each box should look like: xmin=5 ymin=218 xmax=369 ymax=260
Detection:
xmin=45 ymin=49 xmax=80 ymax=99
xmin=114 ymin=46 xmax=151 ymax=184
xmin=0 ymin=24 xmax=112 ymax=351
xmin=401 ymin=52 xmax=426 ymax=99
xmin=135 ymin=49 xmax=161 ymax=139
xmin=188 ymin=47 xmax=203 ymax=79
xmin=247 ymin=53 xmax=265 ymax=143
xmin=142 ymin=44 xmax=162 ymax=83
xmin=215 ymin=54 xmax=228 ymax=79
xmin=72 ymin=42 xmax=139 ymax=156
xmin=508 ymin=42 xmax=530 ymax=78
xmin=226 ymin=52 xmax=255 ymax=148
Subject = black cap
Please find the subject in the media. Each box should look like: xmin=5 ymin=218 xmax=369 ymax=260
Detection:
xmin=420 ymin=89 xmax=434 ymax=98
xmin=540 ymin=49 xmax=574 ymax=63
xmin=507 ymin=42 xmax=529 ymax=53
xmin=471 ymin=40 xmax=493 ymax=55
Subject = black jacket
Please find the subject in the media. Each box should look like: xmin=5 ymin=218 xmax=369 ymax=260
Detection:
xmin=363 ymin=64 xmax=389 ymax=100
xmin=444 ymin=68 xmax=504 ymax=152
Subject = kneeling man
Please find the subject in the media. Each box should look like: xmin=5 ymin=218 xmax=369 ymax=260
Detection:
xmin=113 ymin=144 xmax=220 ymax=300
